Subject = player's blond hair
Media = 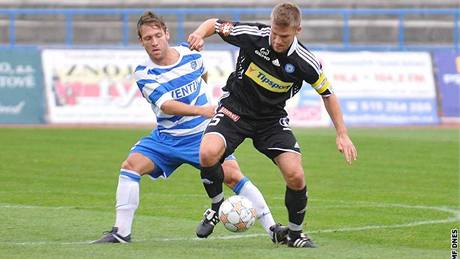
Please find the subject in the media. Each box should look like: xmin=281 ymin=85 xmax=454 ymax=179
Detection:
xmin=137 ymin=11 xmax=167 ymax=38
xmin=270 ymin=2 xmax=301 ymax=28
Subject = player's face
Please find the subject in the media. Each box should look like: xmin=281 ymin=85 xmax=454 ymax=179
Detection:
xmin=139 ymin=24 xmax=170 ymax=62
xmin=270 ymin=23 xmax=300 ymax=53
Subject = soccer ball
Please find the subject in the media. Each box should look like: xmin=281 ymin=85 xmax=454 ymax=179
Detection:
xmin=218 ymin=195 xmax=256 ymax=232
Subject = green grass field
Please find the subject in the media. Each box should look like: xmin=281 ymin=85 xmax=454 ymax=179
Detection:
xmin=0 ymin=127 xmax=458 ymax=258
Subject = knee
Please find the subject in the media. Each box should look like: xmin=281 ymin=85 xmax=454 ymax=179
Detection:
xmin=200 ymin=146 xmax=223 ymax=167
xmin=121 ymin=159 xmax=134 ymax=171
xmin=121 ymin=159 xmax=142 ymax=173
xmin=222 ymin=164 xmax=243 ymax=189
xmin=284 ymin=170 xmax=305 ymax=190
xmin=120 ymin=153 xmax=155 ymax=176
xmin=199 ymin=134 xmax=225 ymax=167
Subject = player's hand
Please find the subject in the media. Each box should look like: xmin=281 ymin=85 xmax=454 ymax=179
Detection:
xmin=336 ymin=133 xmax=357 ymax=165
xmin=187 ymin=32 xmax=204 ymax=51
xmin=201 ymin=105 xmax=217 ymax=118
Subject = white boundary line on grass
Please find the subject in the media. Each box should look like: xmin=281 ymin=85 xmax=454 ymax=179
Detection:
xmin=0 ymin=204 xmax=75 ymax=210
xmin=0 ymin=202 xmax=458 ymax=246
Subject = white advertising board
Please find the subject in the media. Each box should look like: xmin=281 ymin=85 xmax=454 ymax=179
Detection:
xmin=315 ymin=51 xmax=438 ymax=125
xmin=42 ymin=49 xmax=438 ymax=126
xmin=42 ymin=49 xmax=234 ymax=124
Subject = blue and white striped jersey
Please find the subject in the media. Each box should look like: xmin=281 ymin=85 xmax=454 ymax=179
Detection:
xmin=134 ymin=45 xmax=209 ymax=136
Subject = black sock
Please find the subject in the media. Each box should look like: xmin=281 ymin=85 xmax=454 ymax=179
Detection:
xmin=211 ymin=200 xmax=224 ymax=212
xmin=201 ymin=162 xmax=224 ymax=211
xmin=285 ymin=186 xmax=307 ymax=230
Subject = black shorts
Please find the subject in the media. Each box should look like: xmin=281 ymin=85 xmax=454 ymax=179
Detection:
xmin=204 ymin=106 xmax=301 ymax=162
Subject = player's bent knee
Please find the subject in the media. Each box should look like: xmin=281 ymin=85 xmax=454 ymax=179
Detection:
xmin=221 ymin=160 xmax=243 ymax=188
xmin=284 ymin=171 xmax=305 ymax=190
xmin=200 ymin=134 xmax=225 ymax=166
xmin=120 ymin=154 xmax=155 ymax=175
xmin=199 ymin=147 xmax=222 ymax=166
xmin=121 ymin=159 xmax=135 ymax=171
xmin=223 ymin=170 xmax=244 ymax=188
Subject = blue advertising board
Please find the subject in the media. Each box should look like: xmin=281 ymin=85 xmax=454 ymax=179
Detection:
xmin=0 ymin=48 xmax=45 ymax=124
xmin=432 ymin=50 xmax=460 ymax=118
xmin=339 ymin=97 xmax=439 ymax=125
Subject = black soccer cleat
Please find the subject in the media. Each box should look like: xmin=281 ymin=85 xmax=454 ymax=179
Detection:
xmin=196 ymin=208 xmax=220 ymax=238
xmin=270 ymin=223 xmax=289 ymax=244
xmin=91 ymin=227 xmax=131 ymax=244
xmin=287 ymin=232 xmax=317 ymax=248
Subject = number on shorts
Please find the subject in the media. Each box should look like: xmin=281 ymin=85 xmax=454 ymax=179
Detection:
xmin=208 ymin=113 xmax=224 ymax=126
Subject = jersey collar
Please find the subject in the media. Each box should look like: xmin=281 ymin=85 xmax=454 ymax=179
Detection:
xmin=287 ymin=37 xmax=298 ymax=57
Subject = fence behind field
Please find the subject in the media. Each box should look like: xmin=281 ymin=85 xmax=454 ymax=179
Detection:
xmin=0 ymin=8 xmax=458 ymax=50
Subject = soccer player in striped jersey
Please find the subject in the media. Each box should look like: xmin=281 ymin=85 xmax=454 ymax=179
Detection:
xmin=92 ymin=11 xmax=288 ymax=244
xmin=188 ymin=2 xmax=358 ymax=248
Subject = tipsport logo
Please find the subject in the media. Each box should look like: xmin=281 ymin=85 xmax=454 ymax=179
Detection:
xmin=245 ymin=62 xmax=293 ymax=93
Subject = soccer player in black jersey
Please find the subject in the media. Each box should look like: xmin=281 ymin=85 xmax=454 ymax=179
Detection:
xmin=188 ymin=2 xmax=357 ymax=248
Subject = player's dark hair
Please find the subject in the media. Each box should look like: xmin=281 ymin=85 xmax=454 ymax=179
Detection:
xmin=137 ymin=11 xmax=167 ymax=38
xmin=271 ymin=2 xmax=301 ymax=28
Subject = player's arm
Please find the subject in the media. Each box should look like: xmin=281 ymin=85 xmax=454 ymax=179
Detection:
xmin=162 ymin=73 xmax=213 ymax=117
xmin=189 ymin=19 xmax=262 ymax=51
xmin=134 ymin=67 xmax=215 ymax=118
xmin=161 ymin=100 xmax=216 ymax=118
xmin=298 ymin=47 xmax=357 ymax=165
xmin=188 ymin=18 xmax=218 ymax=51
xmin=322 ymin=94 xmax=357 ymax=165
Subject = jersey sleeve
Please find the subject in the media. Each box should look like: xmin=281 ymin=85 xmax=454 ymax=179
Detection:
xmin=215 ymin=19 xmax=270 ymax=49
xmin=310 ymin=70 xmax=333 ymax=97
xmin=133 ymin=66 xmax=173 ymax=109
xmin=297 ymin=49 xmax=333 ymax=97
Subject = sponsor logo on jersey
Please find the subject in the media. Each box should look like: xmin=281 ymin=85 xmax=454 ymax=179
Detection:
xmin=272 ymin=59 xmax=280 ymax=67
xmin=171 ymin=80 xmax=198 ymax=99
xmin=255 ymin=48 xmax=270 ymax=61
xmin=245 ymin=62 xmax=293 ymax=93
xmin=218 ymin=106 xmax=240 ymax=122
xmin=284 ymin=63 xmax=295 ymax=73
xmin=219 ymin=22 xmax=234 ymax=37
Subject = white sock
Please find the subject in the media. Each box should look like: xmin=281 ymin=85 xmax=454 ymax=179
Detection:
xmin=235 ymin=177 xmax=276 ymax=237
xmin=114 ymin=169 xmax=140 ymax=237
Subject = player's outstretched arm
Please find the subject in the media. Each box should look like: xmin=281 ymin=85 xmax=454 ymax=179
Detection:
xmin=161 ymin=100 xmax=216 ymax=118
xmin=187 ymin=18 xmax=218 ymax=51
xmin=322 ymin=94 xmax=358 ymax=165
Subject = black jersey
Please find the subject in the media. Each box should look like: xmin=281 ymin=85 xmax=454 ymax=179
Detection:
xmin=215 ymin=19 xmax=333 ymax=120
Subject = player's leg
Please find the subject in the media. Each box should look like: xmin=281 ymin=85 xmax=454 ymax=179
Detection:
xmin=222 ymin=159 xmax=288 ymax=243
xmin=92 ymin=152 xmax=154 ymax=244
xmin=115 ymin=153 xmax=154 ymax=236
xmin=196 ymin=108 xmax=246 ymax=238
xmin=274 ymin=152 xmax=315 ymax=248
xmin=199 ymin=132 xmax=226 ymax=212
xmin=199 ymin=109 xmax=246 ymax=214
xmin=195 ymin=133 xmax=226 ymax=238
xmin=253 ymin=118 xmax=316 ymax=248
